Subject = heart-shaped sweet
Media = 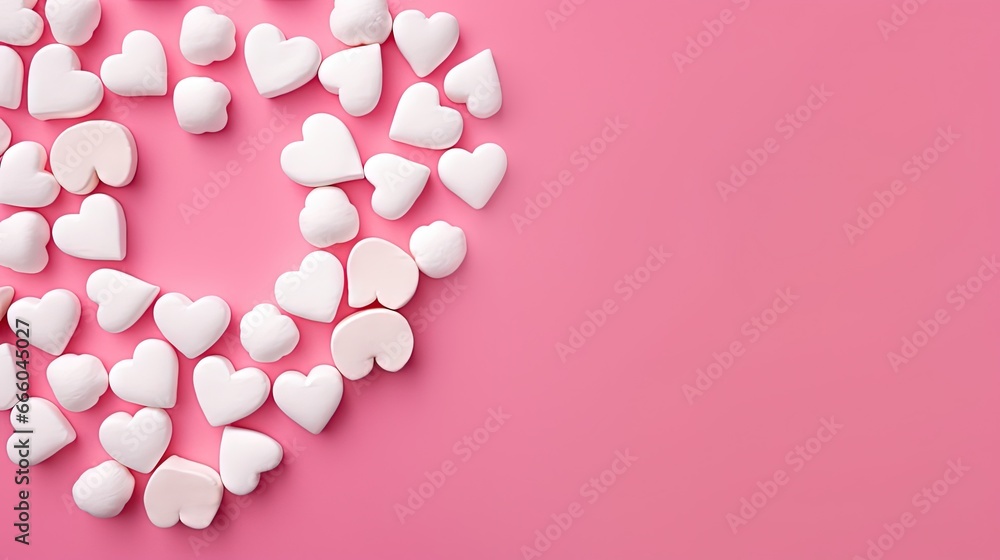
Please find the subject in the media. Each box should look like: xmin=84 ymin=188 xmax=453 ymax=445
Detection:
xmin=6 ymin=397 xmax=76 ymax=466
xmin=273 ymin=365 xmax=344 ymax=434
xmin=45 ymin=0 xmax=101 ymax=46
xmin=72 ymin=460 xmax=135 ymax=518
xmin=331 ymin=309 xmax=414 ymax=380
xmin=52 ymin=193 xmax=127 ymax=261
xmin=173 ymin=76 xmax=230 ymax=134
xmin=219 ymin=426 xmax=283 ymax=495
xmin=153 ymin=293 xmax=231 ymax=359
xmin=329 ymin=0 xmax=392 ymax=46
xmin=27 ymin=43 xmax=103 ymax=120
xmin=280 ymin=113 xmax=364 ymax=187
xmin=50 ymin=120 xmax=138 ymax=195
xmin=0 ymin=46 xmax=23 ymax=109
xmin=99 ymin=407 xmax=172 ymax=473
xmin=444 ymin=49 xmax=503 ymax=119
xmin=389 ymin=82 xmax=463 ymax=150
xmin=347 ymin=237 xmax=419 ymax=309
xmin=363 ymin=153 xmax=430 ymax=220
xmin=0 ymin=211 xmax=49 ymax=274
xmin=193 ymin=355 xmax=270 ymax=427
xmin=179 ymin=6 xmax=235 ymax=66
xmin=46 ymin=353 xmax=108 ymax=412
xmin=0 ymin=343 xmax=18 ymax=410
xmin=318 ymin=43 xmax=382 ymax=117
xmin=100 ymin=30 xmax=167 ymax=97
xmin=108 ymin=339 xmax=178 ymax=408
xmin=239 ymin=304 xmax=300 ymax=363
xmin=86 ymin=268 xmax=159 ymax=333
xmin=0 ymin=0 xmax=43 ymax=46
xmin=244 ymin=23 xmax=320 ymax=98
xmin=0 ymin=141 xmax=60 ymax=208
xmin=144 ymin=455 xmax=223 ymax=529
xmin=275 ymin=251 xmax=344 ymax=323
xmin=6 ymin=288 xmax=81 ymax=355
xmin=438 ymin=143 xmax=508 ymax=210
xmin=410 ymin=221 xmax=467 ymax=279
xmin=299 ymin=187 xmax=359 ymax=248
xmin=393 ymin=10 xmax=459 ymax=78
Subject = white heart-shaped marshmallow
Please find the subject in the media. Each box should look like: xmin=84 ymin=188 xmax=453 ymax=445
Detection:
xmin=144 ymin=456 xmax=223 ymax=529
xmin=273 ymin=365 xmax=343 ymax=434
xmin=179 ymin=6 xmax=235 ymax=66
xmin=72 ymin=460 xmax=135 ymax=518
xmin=45 ymin=0 xmax=101 ymax=46
xmin=275 ymin=251 xmax=344 ymax=323
xmin=331 ymin=309 xmax=413 ymax=380
xmin=329 ymin=0 xmax=391 ymax=46
xmin=347 ymin=237 xmax=419 ymax=309
xmin=0 ymin=141 xmax=59 ymax=208
xmin=219 ymin=426 xmax=282 ymax=495
xmin=6 ymin=289 xmax=80 ymax=355
xmin=281 ymin=113 xmax=364 ymax=187
xmin=7 ymin=397 xmax=76 ymax=465
xmin=0 ymin=211 xmax=49 ymax=273
xmin=27 ymin=44 xmax=103 ymax=120
xmin=193 ymin=355 xmax=270 ymax=426
xmin=389 ymin=82 xmax=463 ymax=150
xmin=100 ymin=30 xmax=167 ymax=97
xmin=393 ymin=10 xmax=459 ymax=78
xmin=0 ymin=46 xmax=23 ymax=109
xmin=99 ymin=407 xmax=171 ymax=473
xmin=299 ymin=187 xmax=359 ymax=248
xmin=0 ymin=0 xmax=43 ymax=46
xmin=108 ymin=339 xmax=178 ymax=408
xmin=244 ymin=23 xmax=320 ymax=98
xmin=318 ymin=43 xmax=382 ymax=117
xmin=239 ymin=304 xmax=299 ymax=363
xmin=0 ymin=343 xmax=19 ymax=410
xmin=153 ymin=293 xmax=231 ymax=359
xmin=363 ymin=153 xmax=430 ymax=220
xmin=173 ymin=76 xmax=230 ymax=134
xmin=410 ymin=221 xmax=467 ymax=278
xmin=438 ymin=143 xmax=507 ymax=210
xmin=444 ymin=49 xmax=502 ymax=119
xmin=50 ymin=120 xmax=137 ymax=195
xmin=52 ymin=193 xmax=127 ymax=260
xmin=46 ymin=353 xmax=108 ymax=412
xmin=86 ymin=268 xmax=159 ymax=333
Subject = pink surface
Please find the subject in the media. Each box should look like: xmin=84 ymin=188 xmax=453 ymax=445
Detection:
xmin=2 ymin=0 xmax=999 ymax=558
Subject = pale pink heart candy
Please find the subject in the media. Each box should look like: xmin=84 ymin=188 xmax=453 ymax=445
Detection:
xmin=347 ymin=238 xmax=419 ymax=309
xmin=219 ymin=427 xmax=282 ymax=495
xmin=330 ymin=309 xmax=413 ymax=381
xmin=144 ymin=456 xmax=223 ymax=529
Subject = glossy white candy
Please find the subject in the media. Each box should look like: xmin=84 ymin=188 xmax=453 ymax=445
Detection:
xmin=46 ymin=353 xmax=108 ymax=412
xmin=0 ymin=46 xmax=21 ymax=108
xmin=6 ymin=397 xmax=75 ymax=466
xmin=244 ymin=23 xmax=320 ymax=98
xmin=329 ymin=0 xmax=391 ymax=46
xmin=173 ymin=76 xmax=230 ymax=134
xmin=73 ymin=460 xmax=134 ymax=518
xmin=179 ymin=6 xmax=235 ymax=66
xmin=281 ymin=113 xmax=363 ymax=187
xmin=86 ymin=268 xmax=159 ymax=333
xmin=153 ymin=293 xmax=231 ymax=359
xmin=331 ymin=309 xmax=413 ymax=380
xmin=410 ymin=221 xmax=467 ymax=279
xmin=100 ymin=30 xmax=167 ymax=97
xmin=6 ymin=289 xmax=80 ymax=355
xmin=318 ymin=43 xmax=382 ymax=117
xmin=438 ymin=143 xmax=507 ymax=209
xmin=0 ymin=211 xmax=49 ymax=273
xmin=273 ymin=365 xmax=343 ymax=434
xmin=445 ymin=49 xmax=502 ymax=119
xmin=219 ymin=427 xmax=282 ymax=495
xmin=275 ymin=251 xmax=344 ymax=323
xmin=299 ymin=187 xmax=359 ymax=248
xmin=0 ymin=343 xmax=18 ymax=410
xmin=0 ymin=141 xmax=59 ymax=208
xmin=108 ymin=339 xmax=178 ymax=408
xmin=27 ymin=44 xmax=103 ymax=120
xmin=144 ymin=456 xmax=223 ymax=530
xmin=0 ymin=0 xmax=43 ymax=46
xmin=389 ymin=82 xmax=463 ymax=150
xmin=45 ymin=0 xmax=100 ymax=46
xmin=347 ymin=238 xmax=419 ymax=309
xmin=240 ymin=304 xmax=299 ymax=363
xmin=52 ymin=193 xmax=127 ymax=260
xmin=393 ymin=10 xmax=459 ymax=78
xmin=193 ymin=356 xmax=270 ymax=426
xmin=99 ymin=407 xmax=171 ymax=473
xmin=363 ymin=153 xmax=429 ymax=220
xmin=50 ymin=120 xmax=137 ymax=195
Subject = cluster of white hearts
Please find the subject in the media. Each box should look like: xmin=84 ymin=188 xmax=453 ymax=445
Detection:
xmin=0 ymin=0 xmax=505 ymax=529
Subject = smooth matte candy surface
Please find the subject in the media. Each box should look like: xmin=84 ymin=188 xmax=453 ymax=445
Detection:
xmin=389 ymin=82 xmax=463 ymax=150
xmin=0 ymin=46 xmax=21 ymax=109
xmin=144 ymin=456 xmax=223 ymax=529
xmin=86 ymin=268 xmax=159 ymax=333
xmin=193 ymin=355 xmax=270 ymax=427
xmin=240 ymin=304 xmax=300 ymax=363
xmin=329 ymin=0 xmax=391 ymax=46
xmin=438 ymin=143 xmax=508 ymax=210
xmin=393 ymin=10 xmax=459 ymax=78
xmin=0 ymin=211 xmax=49 ymax=273
xmin=244 ymin=23 xmax=320 ymax=98
xmin=0 ymin=343 xmax=18 ymax=410
xmin=179 ymin=6 xmax=235 ymax=66
xmin=0 ymin=0 xmax=43 ymax=46
xmin=52 ymin=193 xmax=127 ymax=261
xmin=363 ymin=153 xmax=430 ymax=220
xmin=47 ymin=353 xmax=108 ymax=412
xmin=173 ymin=76 xmax=230 ymax=134
xmin=108 ymin=339 xmax=178 ymax=408
xmin=50 ymin=120 xmax=138 ymax=195
xmin=6 ymin=397 xmax=76 ymax=466
xmin=331 ymin=309 xmax=413 ymax=380
xmin=45 ymin=0 xmax=101 ymax=46
xmin=410 ymin=221 xmax=467 ymax=279
xmin=72 ymin=460 xmax=134 ymax=518
xmin=318 ymin=43 xmax=382 ymax=117
xmin=444 ymin=49 xmax=502 ymax=119
xmin=99 ymin=407 xmax=171 ymax=473
xmin=273 ymin=365 xmax=344 ymax=434
xmin=281 ymin=113 xmax=364 ymax=187
xmin=299 ymin=187 xmax=359 ymax=248
xmin=0 ymin=141 xmax=60 ymax=208
xmin=275 ymin=251 xmax=344 ymax=323
xmin=153 ymin=293 xmax=231 ymax=359
xmin=219 ymin=426 xmax=283 ymax=495
xmin=347 ymin=237 xmax=419 ymax=309
xmin=27 ymin=44 xmax=103 ymax=120
xmin=100 ymin=30 xmax=167 ymax=97
xmin=6 ymin=288 xmax=81 ymax=355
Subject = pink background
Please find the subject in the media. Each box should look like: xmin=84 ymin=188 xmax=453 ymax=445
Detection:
xmin=2 ymin=0 xmax=999 ymax=558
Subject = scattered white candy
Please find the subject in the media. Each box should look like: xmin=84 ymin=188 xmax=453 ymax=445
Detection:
xmin=410 ymin=221 xmax=467 ymax=279
xmin=0 ymin=0 xmax=43 ymax=46
xmin=27 ymin=44 xmax=103 ymax=120
xmin=318 ymin=43 xmax=382 ymax=117
xmin=445 ymin=49 xmax=502 ymax=119
xmin=193 ymin=355 xmax=270 ymax=427
xmin=0 ymin=343 xmax=18 ymax=410
xmin=329 ymin=0 xmax=391 ymax=46
xmin=6 ymin=397 xmax=75 ymax=466
xmin=108 ymin=339 xmax=178 ymax=408
xmin=0 ymin=46 xmax=21 ymax=108
xmin=275 ymin=251 xmax=344 ymax=323
xmin=86 ymin=268 xmax=159 ymax=333
xmin=153 ymin=293 xmax=231 ymax=359
xmin=219 ymin=426 xmax=282 ymax=495
xmin=50 ymin=120 xmax=137 ymax=195
xmin=0 ymin=211 xmax=49 ymax=273
xmin=45 ymin=0 xmax=101 ymax=47
xmin=347 ymin=237 xmax=419 ymax=309
xmin=0 ymin=141 xmax=59 ymax=208
xmin=389 ymin=82 xmax=463 ymax=150
xmin=52 ymin=193 xmax=127 ymax=261
xmin=244 ymin=23 xmax=320 ymax=98
xmin=273 ymin=365 xmax=343 ymax=434
xmin=299 ymin=187 xmax=359 ymax=248
xmin=363 ymin=153 xmax=430 ymax=220
xmin=393 ymin=10 xmax=459 ymax=78
xmin=179 ymin=6 xmax=235 ymax=66
xmin=144 ymin=456 xmax=223 ymax=530
xmin=99 ymin=407 xmax=171 ymax=473
xmin=331 ymin=309 xmax=413 ymax=380
xmin=6 ymin=289 xmax=80 ymax=355
xmin=438 ymin=143 xmax=507 ymax=209
xmin=72 ymin=460 xmax=134 ymax=518
xmin=281 ymin=113 xmax=364 ymax=187
xmin=46 ymin=353 xmax=108 ymax=412
xmin=173 ymin=76 xmax=230 ymax=134
xmin=100 ymin=30 xmax=167 ymax=97
xmin=239 ymin=304 xmax=300 ymax=363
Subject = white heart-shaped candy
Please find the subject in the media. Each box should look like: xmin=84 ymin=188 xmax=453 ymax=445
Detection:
xmin=299 ymin=187 xmax=359 ymax=248
xmin=50 ymin=120 xmax=137 ymax=195
xmin=153 ymin=293 xmax=231 ymax=359
xmin=331 ymin=309 xmax=413 ymax=380
xmin=108 ymin=339 xmax=178 ymax=408
xmin=363 ymin=153 xmax=430 ymax=220
xmin=0 ymin=46 xmax=23 ymax=109
xmin=240 ymin=304 xmax=300 ymax=363
xmin=281 ymin=113 xmax=364 ymax=187
xmin=444 ymin=49 xmax=502 ymax=119
xmin=27 ymin=43 xmax=103 ymax=120
xmin=329 ymin=0 xmax=391 ymax=46
xmin=173 ymin=76 xmax=230 ymax=134
xmin=219 ymin=426 xmax=282 ymax=495
xmin=45 ymin=0 xmax=100 ymax=46
xmin=0 ymin=141 xmax=59 ymax=208
xmin=273 ymin=365 xmax=343 ymax=434
xmin=144 ymin=456 xmax=223 ymax=529
xmin=275 ymin=251 xmax=344 ymax=323
xmin=6 ymin=289 xmax=80 ymax=355
xmin=72 ymin=460 xmax=134 ymax=518
xmin=6 ymin=397 xmax=76 ymax=466
xmin=0 ymin=211 xmax=49 ymax=273
xmin=52 ymin=193 xmax=127 ymax=261
xmin=193 ymin=355 xmax=270 ymax=427
xmin=244 ymin=23 xmax=320 ymax=98
xmin=0 ymin=0 xmax=43 ymax=46
xmin=347 ymin=237 xmax=419 ymax=309
xmin=318 ymin=43 xmax=382 ymax=117
xmin=179 ymin=6 xmax=235 ymax=66
xmin=100 ymin=30 xmax=167 ymax=97
xmin=46 ymin=353 xmax=108 ymax=412
xmin=99 ymin=407 xmax=171 ymax=473
xmin=389 ymin=82 xmax=463 ymax=150
xmin=86 ymin=268 xmax=159 ymax=333
xmin=0 ymin=343 xmax=19 ymax=410
xmin=438 ymin=143 xmax=507 ymax=210
xmin=393 ymin=10 xmax=459 ymax=78
xmin=410 ymin=221 xmax=467 ymax=279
